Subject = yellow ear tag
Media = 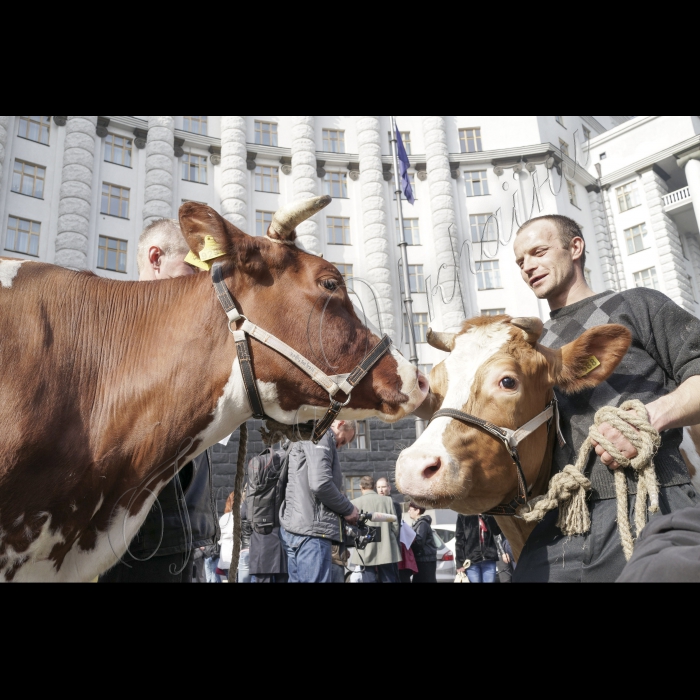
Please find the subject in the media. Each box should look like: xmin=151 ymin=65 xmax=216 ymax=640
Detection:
xmin=184 ymin=250 xmax=212 ymax=271
xmin=580 ymin=356 xmax=601 ymax=377
xmin=199 ymin=236 xmax=227 ymax=262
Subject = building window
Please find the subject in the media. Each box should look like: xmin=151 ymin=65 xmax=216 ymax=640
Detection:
xmin=408 ymin=265 xmax=425 ymax=293
xmin=624 ymin=223 xmax=649 ymax=254
xmin=559 ymin=139 xmax=569 ymax=157
xmin=254 ymin=121 xmax=278 ymax=147
xmin=476 ymin=260 xmax=502 ymax=290
xmin=182 ymin=153 xmax=208 ymax=184
xmin=394 ymin=173 xmax=416 ymax=199
xmin=345 ymin=476 xmax=363 ymax=498
xmin=481 ymin=308 xmax=506 ymax=317
xmin=255 ymin=165 xmax=280 ymax=193
xmin=459 ymin=128 xmax=482 ymax=153
xmin=18 ymin=116 xmax=50 ymax=145
xmin=324 ymin=172 xmax=348 ymax=198
xmin=584 ymin=268 xmax=593 ymax=288
xmin=465 ymin=170 xmax=489 ymax=197
xmin=556 ymin=116 xmax=565 ymax=126
xmin=616 ymin=182 xmax=641 ymax=212
xmin=256 ymin=210 xmax=273 ymax=237
xmin=327 ymin=216 xmax=351 ymax=245
xmin=183 ymin=116 xmax=207 ymax=135
xmin=418 ymin=363 xmax=433 ymax=376
xmin=583 ymin=126 xmax=591 ymax=141
xmin=6 ymin=216 xmax=40 ymax=256
xmin=567 ymin=181 xmax=578 ymax=207
xmin=348 ymin=421 xmax=369 ymax=450
xmin=404 ymin=312 xmax=429 ymax=343
xmin=633 ymin=267 xmax=659 ymax=290
xmin=100 ymin=183 xmax=130 ymax=219
xmin=104 ymin=134 xmax=132 ymax=167
xmin=12 ymin=160 xmax=45 ymax=199
xmin=470 ymin=214 xmax=497 ymax=243
xmin=400 ymin=131 xmax=411 ymax=155
xmin=333 ymin=262 xmax=354 ymax=291
xmin=398 ymin=218 xmax=420 ymax=245
xmin=322 ymin=129 xmax=345 ymax=154
xmin=97 ymin=236 xmax=128 ymax=273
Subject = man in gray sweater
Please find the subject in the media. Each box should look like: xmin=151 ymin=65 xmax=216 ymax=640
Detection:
xmin=279 ymin=420 xmax=359 ymax=583
xmin=513 ymin=214 xmax=700 ymax=582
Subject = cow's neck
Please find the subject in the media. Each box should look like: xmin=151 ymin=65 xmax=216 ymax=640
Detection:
xmin=494 ymin=423 xmax=556 ymax=561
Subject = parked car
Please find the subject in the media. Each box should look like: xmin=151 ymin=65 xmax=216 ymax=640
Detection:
xmin=434 ymin=530 xmax=456 ymax=583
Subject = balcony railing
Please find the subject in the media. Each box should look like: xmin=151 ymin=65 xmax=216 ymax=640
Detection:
xmin=663 ymin=186 xmax=691 ymax=208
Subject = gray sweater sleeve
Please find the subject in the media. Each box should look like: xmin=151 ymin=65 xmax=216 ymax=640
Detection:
xmin=303 ymin=439 xmax=354 ymax=517
xmin=641 ymin=290 xmax=700 ymax=385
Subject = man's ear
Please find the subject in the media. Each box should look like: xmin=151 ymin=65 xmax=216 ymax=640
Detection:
xmin=543 ymin=324 xmax=632 ymax=394
xmin=179 ymin=203 xmax=248 ymax=264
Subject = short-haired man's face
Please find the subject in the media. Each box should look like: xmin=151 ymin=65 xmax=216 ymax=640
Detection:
xmin=141 ymin=246 xmax=196 ymax=281
xmin=331 ymin=421 xmax=355 ymax=449
xmin=514 ymin=221 xmax=579 ymax=301
xmin=408 ymin=506 xmax=421 ymax=521
xmin=377 ymin=479 xmax=391 ymax=496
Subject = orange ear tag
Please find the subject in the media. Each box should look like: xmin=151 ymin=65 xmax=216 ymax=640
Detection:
xmin=580 ymin=356 xmax=601 ymax=377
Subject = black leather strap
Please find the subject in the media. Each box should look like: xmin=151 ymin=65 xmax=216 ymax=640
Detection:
xmin=235 ymin=334 xmax=266 ymax=420
xmin=311 ymin=400 xmax=345 ymax=444
xmin=212 ymin=262 xmax=239 ymax=319
xmin=431 ymin=408 xmax=528 ymax=517
xmin=342 ymin=335 xmax=393 ymax=395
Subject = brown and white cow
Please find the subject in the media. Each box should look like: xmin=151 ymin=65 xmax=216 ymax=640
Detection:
xmin=396 ymin=314 xmax=631 ymax=558
xmin=0 ymin=196 xmax=428 ymax=582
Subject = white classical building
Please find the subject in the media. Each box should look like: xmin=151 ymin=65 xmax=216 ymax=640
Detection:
xmin=2 ymin=115 xmax=700 ymax=377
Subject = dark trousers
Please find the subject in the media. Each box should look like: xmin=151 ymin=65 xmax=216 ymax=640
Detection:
xmin=251 ymin=573 xmax=289 ymax=583
xmin=361 ymin=563 xmax=399 ymax=583
xmin=99 ymin=550 xmax=193 ymax=583
xmin=399 ymin=569 xmax=414 ymax=583
xmin=412 ymin=560 xmax=437 ymax=583
xmin=515 ymin=484 xmax=699 ymax=583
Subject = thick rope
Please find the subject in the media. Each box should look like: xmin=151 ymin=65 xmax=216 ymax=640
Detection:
xmin=519 ymin=400 xmax=661 ymax=561
xmin=228 ymin=422 xmax=248 ymax=583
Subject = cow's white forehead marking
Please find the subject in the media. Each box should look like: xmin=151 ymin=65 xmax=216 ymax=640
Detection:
xmin=413 ymin=323 xmax=512 ymax=450
xmin=0 ymin=260 xmax=26 ymax=289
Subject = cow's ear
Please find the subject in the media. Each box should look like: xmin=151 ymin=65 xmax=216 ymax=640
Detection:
xmin=179 ymin=203 xmax=245 ymax=268
xmin=545 ymin=324 xmax=632 ymax=394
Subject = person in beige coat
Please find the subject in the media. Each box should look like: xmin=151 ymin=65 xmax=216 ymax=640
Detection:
xmin=350 ymin=476 xmax=401 ymax=583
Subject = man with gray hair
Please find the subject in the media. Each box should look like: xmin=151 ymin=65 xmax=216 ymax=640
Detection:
xmin=100 ymin=218 xmax=218 ymax=583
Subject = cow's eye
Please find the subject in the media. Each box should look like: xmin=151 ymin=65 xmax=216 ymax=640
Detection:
xmin=499 ymin=377 xmax=518 ymax=390
xmin=321 ymin=279 xmax=339 ymax=292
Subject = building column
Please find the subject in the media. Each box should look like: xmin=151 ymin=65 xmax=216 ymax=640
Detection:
xmin=142 ymin=116 xmax=175 ymax=226
xmin=55 ymin=116 xmax=97 ymax=269
xmin=357 ymin=116 xmax=395 ymax=338
xmin=220 ymin=116 xmax=248 ymax=230
xmin=685 ymin=157 xmax=700 ymax=235
xmin=601 ymin=187 xmax=627 ymax=291
xmin=587 ymin=188 xmax=620 ymax=291
xmin=290 ymin=116 xmax=321 ymax=254
xmin=641 ymin=167 xmax=695 ymax=310
xmin=0 ymin=116 xmax=8 ymax=194
xmin=422 ymin=116 xmax=466 ymax=332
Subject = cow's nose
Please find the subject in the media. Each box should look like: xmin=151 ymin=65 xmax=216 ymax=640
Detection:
xmin=416 ymin=370 xmax=429 ymax=396
xmin=420 ymin=456 xmax=442 ymax=480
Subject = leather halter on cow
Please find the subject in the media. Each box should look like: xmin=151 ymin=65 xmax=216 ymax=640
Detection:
xmin=429 ymin=399 xmax=564 ymax=516
xmin=210 ymin=261 xmax=392 ymax=443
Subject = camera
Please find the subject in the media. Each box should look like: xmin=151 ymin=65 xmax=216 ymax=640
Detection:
xmin=345 ymin=511 xmax=394 ymax=550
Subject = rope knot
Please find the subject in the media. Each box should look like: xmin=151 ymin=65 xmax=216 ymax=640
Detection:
xmin=520 ymin=399 xmax=661 ymax=560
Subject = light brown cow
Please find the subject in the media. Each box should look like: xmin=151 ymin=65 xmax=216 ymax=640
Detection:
xmin=0 ymin=197 xmax=428 ymax=582
xmin=396 ymin=314 xmax=631 ymax=558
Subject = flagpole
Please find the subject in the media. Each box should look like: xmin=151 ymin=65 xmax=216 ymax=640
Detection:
xmin=390 ymin=116 xmax=425 ymax=438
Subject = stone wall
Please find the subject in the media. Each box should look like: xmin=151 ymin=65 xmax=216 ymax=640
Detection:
xmin=210 ymin=417 xmax=417 ymax=516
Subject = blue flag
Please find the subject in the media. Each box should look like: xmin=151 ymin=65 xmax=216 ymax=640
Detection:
xmin=395 ymin=125 xmax=415 ymax=205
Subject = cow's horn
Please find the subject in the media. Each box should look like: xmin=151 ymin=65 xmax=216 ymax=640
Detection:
xmin=269 ymin=195 xmax=332 ymax=241
xmin=427 ymin=329 xmax=456 ymax=353
xmin=510 ymin=317 xmax=544 ymax=345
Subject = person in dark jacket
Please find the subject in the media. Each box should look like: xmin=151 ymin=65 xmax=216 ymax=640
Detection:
xmin=408 ymin=503 xmax=437 ymax=583
xmin=455 ymin=514 xmax=501 ymax=584
xmin=617 ymin=504 xmax=700 ymax=582
xmin=279 ymin=420 xmax=360 ymax=582
xmin=99 ymin=219 xmax=218 ymax=584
